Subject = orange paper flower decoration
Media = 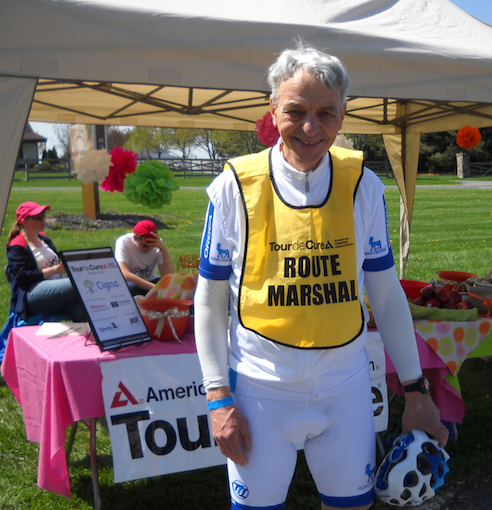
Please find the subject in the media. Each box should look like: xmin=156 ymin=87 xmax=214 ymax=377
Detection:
xmin=256 ymin=112 xmax=280 ymax=147
xmin=456 ymin=125 xmax=481 ymax=150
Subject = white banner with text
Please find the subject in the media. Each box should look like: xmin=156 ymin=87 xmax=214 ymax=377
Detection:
xmin=101 ymin=342 xmax=388 ymax=483
xmin=100 ymin=354 xmax=225 ymax=483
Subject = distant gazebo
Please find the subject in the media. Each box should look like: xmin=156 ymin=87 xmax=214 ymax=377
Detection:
xmin=19 ymin=123 xmax=46 ymax=161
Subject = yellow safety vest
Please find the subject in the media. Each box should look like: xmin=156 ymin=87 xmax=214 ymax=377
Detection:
xmin=227 ymin=146 xmax=365 ymax=349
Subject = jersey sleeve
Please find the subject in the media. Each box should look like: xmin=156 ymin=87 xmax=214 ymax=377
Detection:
xmin=198 ymin=202 xmax=233 ymax=280
xmin=362 ymin=192 xmax=395 ymax=272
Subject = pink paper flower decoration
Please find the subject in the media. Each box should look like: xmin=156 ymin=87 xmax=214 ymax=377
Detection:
xmin=256 ymin=112 xmax=280 ymax=147
xmin=101 ymin=147 xmax=138 ymax=193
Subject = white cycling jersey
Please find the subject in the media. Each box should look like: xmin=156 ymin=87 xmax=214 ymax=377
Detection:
xmin=198 ymin=141 xmax=400 ymax=399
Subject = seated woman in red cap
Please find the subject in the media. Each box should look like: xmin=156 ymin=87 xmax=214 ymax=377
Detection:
xmin=5 ymin=202 xmax=85 ymax=321
xmin=114 ymin=220 xmax=174 ymax=296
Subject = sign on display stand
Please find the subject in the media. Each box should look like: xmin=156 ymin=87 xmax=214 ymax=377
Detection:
xmin=60 ymin=247 xmax=152 ymax=351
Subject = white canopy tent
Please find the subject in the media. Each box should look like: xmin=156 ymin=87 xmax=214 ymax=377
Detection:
xmin=2 ymin=0 xmax=492 ymax=275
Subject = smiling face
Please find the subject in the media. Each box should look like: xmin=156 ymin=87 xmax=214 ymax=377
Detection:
xmin=270 ymin=69 xmax=346 ymax=173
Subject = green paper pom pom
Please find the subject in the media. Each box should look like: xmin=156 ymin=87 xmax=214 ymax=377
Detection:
xmin=123 ymin=160 xmax=179 ymax=209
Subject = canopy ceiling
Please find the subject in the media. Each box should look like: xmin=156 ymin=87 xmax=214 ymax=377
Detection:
xmin=2 ymin=0 xmax=492 ymax=274
xmin=27 ymin=82 xmax=492 ymax=136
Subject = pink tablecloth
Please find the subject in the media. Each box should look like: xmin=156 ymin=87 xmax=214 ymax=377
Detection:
xmin=1 ymin=325 xmax=196 ymax=498
xmin=385 ymin=330 xmax=465 ymax=423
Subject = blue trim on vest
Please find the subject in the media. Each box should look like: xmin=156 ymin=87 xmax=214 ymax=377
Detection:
xmin=320 ymin=488 xmax=374 ymax=507
xmin=363 ymin=251 xmax=395 ymax=272
xmin=231 ymin=500 xmax=284 ymax=510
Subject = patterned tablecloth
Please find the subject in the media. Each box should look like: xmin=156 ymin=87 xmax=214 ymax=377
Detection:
xmin=384 ymin=317 xmax=492 ymax=424
xmin=414 ymin=318 xmax=491 ymax=375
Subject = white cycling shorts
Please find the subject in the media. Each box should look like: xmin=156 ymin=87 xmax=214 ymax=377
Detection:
xmin=228 ymin=375 xmax=376 ymax=509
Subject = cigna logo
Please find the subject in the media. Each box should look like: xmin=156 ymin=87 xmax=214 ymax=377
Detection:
xmin=84 ymin=279 xmax=95 ymax=293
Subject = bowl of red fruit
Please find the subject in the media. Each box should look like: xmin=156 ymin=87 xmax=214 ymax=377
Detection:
xmin=413 ymin=284 xmax=472 ymax=310
xmin=409 ymin=283 xmax=477 ymax=320
xmin=400 ymin=280 xmax=429 ymax=300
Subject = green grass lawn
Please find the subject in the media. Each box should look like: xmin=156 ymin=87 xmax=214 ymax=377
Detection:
xmin=1 ymin=175 xmax=491 ymax=509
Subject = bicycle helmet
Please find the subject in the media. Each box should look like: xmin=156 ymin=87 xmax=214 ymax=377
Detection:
xmin=375 ymin=429 xmax=450 ymax=506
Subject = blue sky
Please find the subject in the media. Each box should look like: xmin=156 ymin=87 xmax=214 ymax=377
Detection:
xmin=32 ymin=0 xmax=492 ymax=152
xmin=450 ymin=0 xmax=492 ymax=25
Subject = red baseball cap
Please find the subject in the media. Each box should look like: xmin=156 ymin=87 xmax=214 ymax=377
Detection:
xmin=16 ymin=202 xmax=51 ymax=223
xmin=133 ymin=220 xmax=158 ymax=239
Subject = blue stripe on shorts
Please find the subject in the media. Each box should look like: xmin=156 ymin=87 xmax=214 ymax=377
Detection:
xmin=231 ymin=500 xmax=284 ymax=510
xmin=320 ymin=488 xmax=374 ymax=507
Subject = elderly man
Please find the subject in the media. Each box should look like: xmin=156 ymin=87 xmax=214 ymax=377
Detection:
xmin=194 ymin=42 xmax=448 ymax=510
xmin=115 ymin=220 xmax=174 ymax=296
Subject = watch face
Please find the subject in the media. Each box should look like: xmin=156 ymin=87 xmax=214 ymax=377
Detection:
xmin=421 ymin=377 xmax=430 ymax=393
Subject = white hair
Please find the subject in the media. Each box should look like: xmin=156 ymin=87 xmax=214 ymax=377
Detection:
xmin=267 ymin=41 xmax=350 ymax=106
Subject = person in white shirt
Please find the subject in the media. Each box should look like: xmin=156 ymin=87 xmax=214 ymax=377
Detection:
xmin=194 ymin=42 xmax=448 ymax=510
xmin=114 ymin=220 xmax=174 ymax=296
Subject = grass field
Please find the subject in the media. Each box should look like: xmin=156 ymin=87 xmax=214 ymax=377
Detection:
xmin=1 ymin=174 xmax=491 ymax=509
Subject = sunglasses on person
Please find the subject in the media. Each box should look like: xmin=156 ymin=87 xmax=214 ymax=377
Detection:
xmin=28 ymin=213 xmax=46 ymax=221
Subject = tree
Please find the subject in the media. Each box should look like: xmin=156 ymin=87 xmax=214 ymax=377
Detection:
xmin=195 ymin=129 xmax=266 ymax=159
xmin=467 ymin=126 xmax=492 ymax=162
xmin=239 ymin=131 xmax=266 ymax=154
xmin=194 ymin=129 xmax=226 ymax=159
xmin=345 ymin=134 xmax=386 ymax=160
xmin=54 ymin=123 xmax=71 ymax=159
xmin=107 ymin=126 xmax=130 ymax=150
xmin=124 ymin=127 xmax=171 ymax=158
xmin=42 ymin=148 xmax=59 ymax=161
xmin=419 ymin=131 xmax=458 ymax=174
xmin=164 ymin=128 xmax=200 ymax=159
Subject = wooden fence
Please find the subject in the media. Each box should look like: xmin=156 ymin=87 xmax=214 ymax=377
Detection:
xmin=15 ymin=156 xmax=492 ymax=182
xmin=16 ymin=157 xmax=224 ymax=181
xmin=365 ymin=160 xmax=393 ymax=179
xmin=16 ymin=158 xmax=72 ymax=180
xmin=17 ymin=157 xmax=394 ymax=180
xmin=138 ymin=158 xmax=225 ymax=177
xmin=469 ymin=162 xmax=492 ymax=177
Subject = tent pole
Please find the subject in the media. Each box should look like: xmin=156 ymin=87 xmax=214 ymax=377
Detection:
xmin=399 ymin=125 xmax=410 ymax=279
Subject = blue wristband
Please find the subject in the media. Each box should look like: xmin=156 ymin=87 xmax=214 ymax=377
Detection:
xmin=207 ymin=396 xmax=234 ymax=410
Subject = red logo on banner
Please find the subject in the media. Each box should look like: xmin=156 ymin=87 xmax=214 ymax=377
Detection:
xmin=111 ymin=382 xmax=139 ymax=408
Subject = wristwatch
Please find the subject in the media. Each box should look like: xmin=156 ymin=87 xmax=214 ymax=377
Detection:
xmin=403 ymin=375 xmax=430 ymax=395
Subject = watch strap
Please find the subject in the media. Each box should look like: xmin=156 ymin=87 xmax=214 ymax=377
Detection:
xmin=403 ymin=376 xmax=430 ymax=394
